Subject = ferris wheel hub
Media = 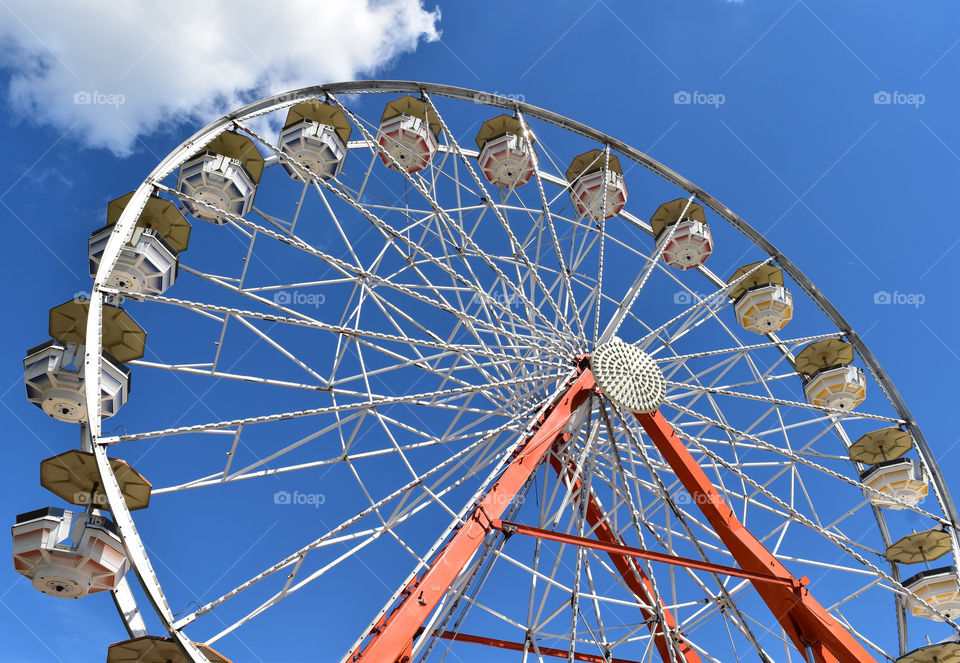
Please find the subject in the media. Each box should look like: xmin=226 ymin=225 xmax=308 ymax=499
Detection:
xmin=591 ymin=340 xmax=665 ymax=414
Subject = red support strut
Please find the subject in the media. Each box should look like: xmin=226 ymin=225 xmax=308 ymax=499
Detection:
xmin=423 ymin=629 xmax=646 ymax=663
xmin=349 ymin=368 xmax=696 ymax=663
xmin=547 ymin=448 xmax=702 ymax=663
xmin=350 ymin=369 xmax=597 ymax=662
xmin=491 ymin=519 xmax=797 ymax=588
xmin=633 ymin=409 xmax=877 ymax=663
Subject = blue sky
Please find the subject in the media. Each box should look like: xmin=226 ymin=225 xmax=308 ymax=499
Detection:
xmin=3 ymin=1 xmax=960 ymax=661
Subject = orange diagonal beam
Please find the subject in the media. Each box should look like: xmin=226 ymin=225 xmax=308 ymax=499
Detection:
xmin=633 ymin=409 xmax=876 ymax=663
xmin=548 ymin=450 xmax=702 ymax=662
xmin=350 ymin=369 xmax=596 ymax=662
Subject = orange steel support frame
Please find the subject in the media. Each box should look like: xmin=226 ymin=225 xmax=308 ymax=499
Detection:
xmin=350 ymin=368 xmax=598 ymax=662
xmin=633 ymin=409 xmax=877 ymax=663
xmin=349 ymin=363 xmax=877 ymax=663
xmin=351 ymin=368 xmax=695 ymax=663
xmin=547 ymin=448 xmax=702 ymax=662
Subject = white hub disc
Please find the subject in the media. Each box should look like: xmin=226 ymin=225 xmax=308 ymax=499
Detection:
xmin=591 ymin=340 xmax=665 ymax=414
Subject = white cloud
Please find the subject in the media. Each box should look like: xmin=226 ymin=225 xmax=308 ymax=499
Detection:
xmin=0 ymin=1 xmax=440 ymax=155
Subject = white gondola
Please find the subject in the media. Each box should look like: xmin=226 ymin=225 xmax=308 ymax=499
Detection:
xmin=377 ymin=95 xmax=440 ymax=174
xmin=566 ymin=149 xmax=627 ymax=221
xmin=903 ymin=566 xmax=960 ymax=620
xmin=278 ymin=100 xmax=351 ymax=181
xmin=24 ymin=300 xmax=146 ymax=421
xmin=795 ymin=339 xmax=866 ymax=410
xmin=650 ymin=199 xmax=713 ymax=270
xmin=861 ymin=458 xmax=929 ymax=509
xmin=12 ymin=507 xmax=128 ymax=599
xmin=88 ymin=227 xmax=176 ymax=295
xmin=176 ymin=131 xmax=264 ymax=224
xmin=727 ymin=262 xmax=793 ymax=333
xmin=23 ymin=340 xmax=129 ymax=422
xmin=735 ymin=285 xmax=793 ymax=333
xmin=88 ymin=193 xmax=190 ymax=296
xmin=475 ymin=114 xmax=537 ymax=189
xmin=804 ymin=365 xmax=867 ymax=410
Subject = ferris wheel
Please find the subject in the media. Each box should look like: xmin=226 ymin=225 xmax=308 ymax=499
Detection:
xmin=13 ymin=80 xmax=960 ymax=663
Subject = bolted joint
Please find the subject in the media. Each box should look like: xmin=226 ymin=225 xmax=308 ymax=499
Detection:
xmin=498 ymin=521 xmax=517 ymax=539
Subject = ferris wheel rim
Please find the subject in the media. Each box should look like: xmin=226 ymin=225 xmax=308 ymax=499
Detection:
xmin=78 ymin=79 xmax=958 ymax=661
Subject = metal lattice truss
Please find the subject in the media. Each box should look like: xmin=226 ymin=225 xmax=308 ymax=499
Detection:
xmin=79 ymin=82 xmax=960 ymax=663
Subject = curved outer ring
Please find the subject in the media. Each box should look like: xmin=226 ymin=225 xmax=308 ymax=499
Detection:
xmin=84 ymin=80 xmax=959 ymax=660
